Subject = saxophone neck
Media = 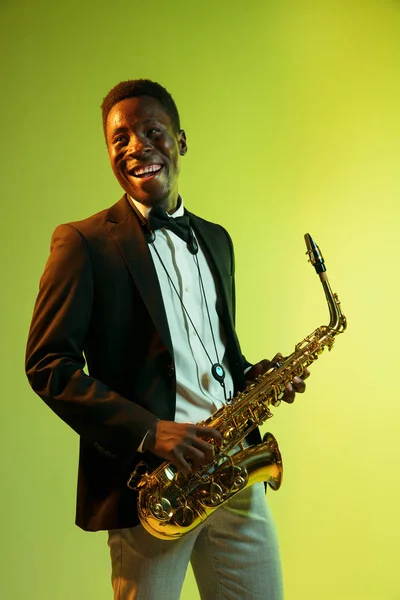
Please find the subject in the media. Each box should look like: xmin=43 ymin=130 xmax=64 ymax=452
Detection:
xmin=320 ymin=272 xmax=347 ymax=333
xmin=305 ymin=233 xmax=347 ymax=335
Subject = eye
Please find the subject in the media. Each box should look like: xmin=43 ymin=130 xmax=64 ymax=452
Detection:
xmin=147 ymin=127 xmax=161 ymax=136
xmin=113 ymin=135 xmax=128 ymax=145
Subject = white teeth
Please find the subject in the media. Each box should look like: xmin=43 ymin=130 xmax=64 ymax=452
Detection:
xmin=133 ymin=164 xmax=162 ymax=176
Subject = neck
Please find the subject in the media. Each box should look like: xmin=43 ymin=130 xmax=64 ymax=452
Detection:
xmin=130 ymin=194 xmax=182 ymax=220
xmin=162 ymin=197 xmax=180 ymax=214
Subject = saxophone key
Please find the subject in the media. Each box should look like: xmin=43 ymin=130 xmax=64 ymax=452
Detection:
xmin=174 ymin=471 xmax=189 ymax=487
xmin=233 ymin=474 xmax=247 ymax=489
xmin=215 ymin=466 xmax=249 ymax=493
xmin=173 ymin=505 xmax=195 ymax=527
xmin=149 ymin=495 xmax=173 ymax=521
xmin=198 ymin=482 xmax=224 ymax=507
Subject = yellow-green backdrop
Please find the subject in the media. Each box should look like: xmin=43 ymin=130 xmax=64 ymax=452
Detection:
xmin=1 ymin=1 xmax=399 ymax=599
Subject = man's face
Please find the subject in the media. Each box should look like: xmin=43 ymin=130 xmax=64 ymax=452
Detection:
xmin=106 ymin=96 xmax=187 ymax=212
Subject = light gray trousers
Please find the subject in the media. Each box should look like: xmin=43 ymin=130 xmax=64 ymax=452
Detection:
xmin=108 ymin=483 xmax=283 ymax=600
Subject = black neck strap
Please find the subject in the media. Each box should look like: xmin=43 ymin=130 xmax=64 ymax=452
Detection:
xmin=149 ymin=234 xmax=228 ymax=401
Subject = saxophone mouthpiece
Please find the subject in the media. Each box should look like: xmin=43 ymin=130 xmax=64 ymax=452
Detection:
xmin=304 ymin=233 xmax=326 ymax=274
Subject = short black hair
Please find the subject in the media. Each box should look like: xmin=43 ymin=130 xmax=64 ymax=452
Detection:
xmin=101 ymin=79 xmax=181 ymax=140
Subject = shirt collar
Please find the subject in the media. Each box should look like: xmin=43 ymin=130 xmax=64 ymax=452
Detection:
xmin=129 ymin=195 xmax=185 ymax=221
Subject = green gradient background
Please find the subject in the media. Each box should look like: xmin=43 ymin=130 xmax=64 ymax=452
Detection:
xmin=1 ymin=1 xmax=399 ymax=599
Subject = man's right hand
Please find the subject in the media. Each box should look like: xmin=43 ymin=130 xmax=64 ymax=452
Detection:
xmin=143 ymin=420 xmax=223 ymax=475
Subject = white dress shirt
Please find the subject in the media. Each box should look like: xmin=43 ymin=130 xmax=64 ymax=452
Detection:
xmin=130 ymin=196 xmax=234 ymax=426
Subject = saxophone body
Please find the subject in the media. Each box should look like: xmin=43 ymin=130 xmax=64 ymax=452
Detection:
xmin=128 ymin=234 xmax=347 ymax=540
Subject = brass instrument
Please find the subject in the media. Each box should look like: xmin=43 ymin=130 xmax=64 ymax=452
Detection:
xmin=128 ymin=234 xmax=347 ymax=540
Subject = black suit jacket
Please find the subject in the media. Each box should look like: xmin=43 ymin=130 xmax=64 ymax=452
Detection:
xmin=26 ymin=195 xmax=261 ymax=531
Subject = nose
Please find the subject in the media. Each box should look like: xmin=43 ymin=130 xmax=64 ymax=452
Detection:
xmin=126 ymin=133 xmax=152 ymax=158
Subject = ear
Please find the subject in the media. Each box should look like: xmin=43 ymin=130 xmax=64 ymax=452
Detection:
xmin=178 ymin=130 xmax=188 ymax=156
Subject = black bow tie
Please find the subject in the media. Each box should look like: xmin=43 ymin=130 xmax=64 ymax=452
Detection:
xmin=148 ymin=205 xmax=198 ymax=253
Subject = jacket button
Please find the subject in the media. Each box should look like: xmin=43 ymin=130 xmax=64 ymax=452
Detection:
xmin=167 ymin=365 xmax=175 ymax=377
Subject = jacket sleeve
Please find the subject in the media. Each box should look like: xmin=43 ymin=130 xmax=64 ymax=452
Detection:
xmin=25 ymin=224 xmax=157 ymax=470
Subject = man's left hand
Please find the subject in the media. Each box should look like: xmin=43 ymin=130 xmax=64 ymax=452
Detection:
xmin=245 ymin=353 xmax=310 ymax=404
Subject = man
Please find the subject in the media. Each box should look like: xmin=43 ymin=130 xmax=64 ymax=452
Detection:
xmin=26 ymin=79 xmax=307 ymax=599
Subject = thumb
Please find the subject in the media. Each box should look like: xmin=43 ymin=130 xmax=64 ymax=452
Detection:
xmin=246 ymin=354 xmax=284 ymax=382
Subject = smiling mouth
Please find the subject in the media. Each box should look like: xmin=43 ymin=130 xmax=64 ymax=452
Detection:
xmin=128 ymin=164 xmax=163 ymax=178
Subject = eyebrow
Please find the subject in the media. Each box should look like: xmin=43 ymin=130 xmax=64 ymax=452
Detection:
xmin=110 ymin=126 xmax=127 ymax=138
xmin=110 ymin=119 xmax=161 ymax=137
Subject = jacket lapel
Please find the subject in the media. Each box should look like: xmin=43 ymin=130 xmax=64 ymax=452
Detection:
xmin=188 ymin=211 xmax=248 ymax=392
xmin=188 ymin=212 xmax=234 ymax=327
xmin=107 ymin=196 xmax=173 ymax=357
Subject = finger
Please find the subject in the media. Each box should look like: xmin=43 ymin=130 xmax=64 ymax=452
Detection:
xmin=183 ymin=445 xmax=212 ymax=469
xmin=282 ymin=382 xmax=295 ymax=404
xmin=245 ymin=361 xmax=268 ymax=381
xmin=258 ymin=358 xmax=274 ymax=371
xmin=270 ymin=353 xmax=284 ymax=365
xmin=302 ymin=368 xmax=310 ymax=380
xmin=292 ymin=376 xmax=306 ymax=394
xmin=173 ymin=444 xmax=213 ymax=475
xmin=171 ymin=452 xmax=193 ymax=476
xmin=190 ymin=437 xmax=217 ymax=462
xmin=245 ymin=358 xmax=278 ymax=384
xmin=195 ymin=426 xmax=223 ymax=446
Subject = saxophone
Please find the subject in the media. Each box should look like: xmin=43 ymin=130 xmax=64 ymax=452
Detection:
xmin=127 ymin=234 xmax=347 ymax=540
